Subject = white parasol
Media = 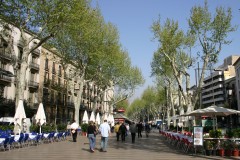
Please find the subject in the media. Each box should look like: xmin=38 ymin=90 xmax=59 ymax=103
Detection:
xmin=96 ymin=112 xmax=101 ymax=125
xmin=14 ymin=100 xmax=26 ymax=134
xmin=89 ymin=111 xmax=95 ymax=122
xmin=35 ymin=103 xmax=46 ymax=134
xmin=82 ymin=110 xmax=89 ymax=124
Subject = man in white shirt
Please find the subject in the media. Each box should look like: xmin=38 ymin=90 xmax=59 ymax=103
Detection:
xmin=99 ymin=119 xmax=111 ymax=152
xmin=70 ymin=120 xmax=79 ymax=142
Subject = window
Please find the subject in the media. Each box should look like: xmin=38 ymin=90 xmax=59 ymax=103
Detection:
xmin=58 ymin=77 xmax=61 ymax=85
xmin=52 ymin=62 xmax=55 ymax=74
xmin=45 ymin=58 xmax=48 ymax=70
xmin=58 ymin=65 xmax=62 ymax=76
xmin=18 ymin=47 xmax=23 ymax=60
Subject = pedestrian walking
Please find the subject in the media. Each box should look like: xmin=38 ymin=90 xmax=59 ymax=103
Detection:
xmin=129 ymin=122 xmax=137 ymax=143
xmin=145 ymin=123 xmax=150 ymax=137
xmin=125 ymin=123 xmax=129 ymax=137
xmin=114 ymin=122 xmax=120 ymax=141
xmin=137 ymin=122 xmax=143 ymax=138
xmin=99 ymin=119 xmax=111 ymax=152
xmin=70 ymin=120 xmax=79 ymax=142
xmin=119 ymin=122 xmax=127 ymax=142
xmin=87 ymin=121 xmax=97 ymax=152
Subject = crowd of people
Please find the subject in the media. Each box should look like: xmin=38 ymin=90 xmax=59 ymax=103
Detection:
xmin=114 ymin=121 xmax=151 ymax=143
xmin=68 ymin=120 xmax=151 ymax=153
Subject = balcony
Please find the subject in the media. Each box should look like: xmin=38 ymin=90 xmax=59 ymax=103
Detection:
xmin=28 ymin=80 xmax=39 ymax=90
xmin=0 ymin=51 xmax=12 ymax=61
xmin=17 ymin=40 xmax=24 ymax=47
xmin=11 ymin=55 xmax=23 ymax=64
xmin=0 ymin=74 xmax=12 ymax=84
xmin=29 ymin=62 xmax=39 ymax=71
xmin=32 ymin=48 xmax=40 ymax=56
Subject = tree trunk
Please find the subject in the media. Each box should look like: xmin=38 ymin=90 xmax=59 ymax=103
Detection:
xmin=73 ymin=77 xmax=84 ymax=125
xmin=16 ymin=44 xmax=29 ymax=108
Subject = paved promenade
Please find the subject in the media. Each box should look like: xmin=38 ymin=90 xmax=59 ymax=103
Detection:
xmin=1 ymin=130 xmax=240 ymax=160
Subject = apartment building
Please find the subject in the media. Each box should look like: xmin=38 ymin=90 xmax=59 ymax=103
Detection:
xmin=201 ymin=55 xmax=239 ymax=108
xmin=0 ymin=24 xmax=41 ymax=112
xmin=0 ymin=24 xmax=106 ymax=124
xmin=233 ymin=57 xmax=240 ymax=111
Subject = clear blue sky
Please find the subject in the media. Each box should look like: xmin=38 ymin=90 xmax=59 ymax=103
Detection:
xmin=92 ymin=0 xmax=240 ymax=103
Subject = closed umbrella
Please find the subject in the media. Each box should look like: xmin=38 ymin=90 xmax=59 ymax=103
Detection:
xmin=82 ymin=110 xmax=89 ymax=124
xmin=96 ymin=112 xmax=100 ymax=125
xmin=14 ymin=100 xmax=26 ymax=134
xmin=89 ymin=111 xmax=95 ymax=122
xmin=104 ymin=113 xmax=108 ymax=121
xmin=108 ymin=114 xmax=114 ymax=126
xmin=35 ymin=103 xmax=46 ymax=134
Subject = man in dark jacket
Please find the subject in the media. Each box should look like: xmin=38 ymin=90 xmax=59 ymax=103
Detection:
xmin=137 ymin=122 xmax=143 ymax=138
xmin=119 ymin=123 xmax=127 ymax=142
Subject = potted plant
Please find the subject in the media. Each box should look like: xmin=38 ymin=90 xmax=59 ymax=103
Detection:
xmin=223 ymin=140 xmax=232 ymax=156
xmin=204 ymin=140 xmax=214 ymax=156
xmin=231 ymin=142 xmax=239 ymax=157
xmin=81 ymin=123 xmax=88 ymax=136
xmin=217 ymin=141 xmax=225 ymax=157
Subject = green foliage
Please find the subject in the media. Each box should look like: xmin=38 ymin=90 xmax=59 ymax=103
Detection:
xmin=204 ymin=140 xmax=214 ymax=150
xmin=0 ymin=125 xmax=14 ymax=131
xmin=226 ymin=130 xmax=234 ymax=138
xmin=81 ymin=123 xmax=89 ymax=132
xmin=209 ymin=129 xmax=221 ymax=138
xmin=30 ymin=124 xmax=56 ymax=133
xmin=232 ymin=128 xmax=240 ymax=138
xmin=57 ymin=124 xmax=67 ymax=132
xmin=222 ymin=140 xmax=237 ymax=150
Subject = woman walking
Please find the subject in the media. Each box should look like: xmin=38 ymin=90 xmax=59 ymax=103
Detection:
xmin=87 ymin=121 xmax=97 ymax=152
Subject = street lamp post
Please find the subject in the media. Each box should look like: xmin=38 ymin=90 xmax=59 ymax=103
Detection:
xmin=227 ymin=86 xmax=233 ymax=130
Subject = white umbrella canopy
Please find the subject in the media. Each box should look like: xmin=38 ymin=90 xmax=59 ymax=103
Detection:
xmin=185 ymin=105 xmax=240 ymax=130
xmin=82 ymin=110 xmax=89 ymax=124
xmin=185 ymin=105 xmax=240 ymax=117
xmin=96 ymin=112 xmax=101 ymax=125
xmin=14 ymin=100 xmax=26 ymax=134
xmin=35 ymin=103 xmax=46 ymax=134
xmin=89 ymin=111 xmax=95 ymax=122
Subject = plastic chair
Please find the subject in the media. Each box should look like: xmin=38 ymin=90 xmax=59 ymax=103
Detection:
xmin=22 ymin=133 xmax=29 ymax=147
xmin=0 ymin=137 xmax=9 ymax=151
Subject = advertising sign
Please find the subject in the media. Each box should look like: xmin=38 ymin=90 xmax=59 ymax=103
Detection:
xmin=193 ymin=126 xmax=203 ymax=146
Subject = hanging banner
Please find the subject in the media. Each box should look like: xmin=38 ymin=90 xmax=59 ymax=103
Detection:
xmin=193 ymin=126 xmax=203 ymax=146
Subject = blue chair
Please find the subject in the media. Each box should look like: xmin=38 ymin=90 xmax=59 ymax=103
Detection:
xmin=32 ymin=134 xmax=41 ymax=146
xmin=14 ymin=133 xmax=24 ymax=148
xmin=22 ymin=133 xmax=29 ymax=147
xmin=0 ymin=137 xmax=10 ymax=151
xmin=7 ymin=136 xmax=15 ymax=150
